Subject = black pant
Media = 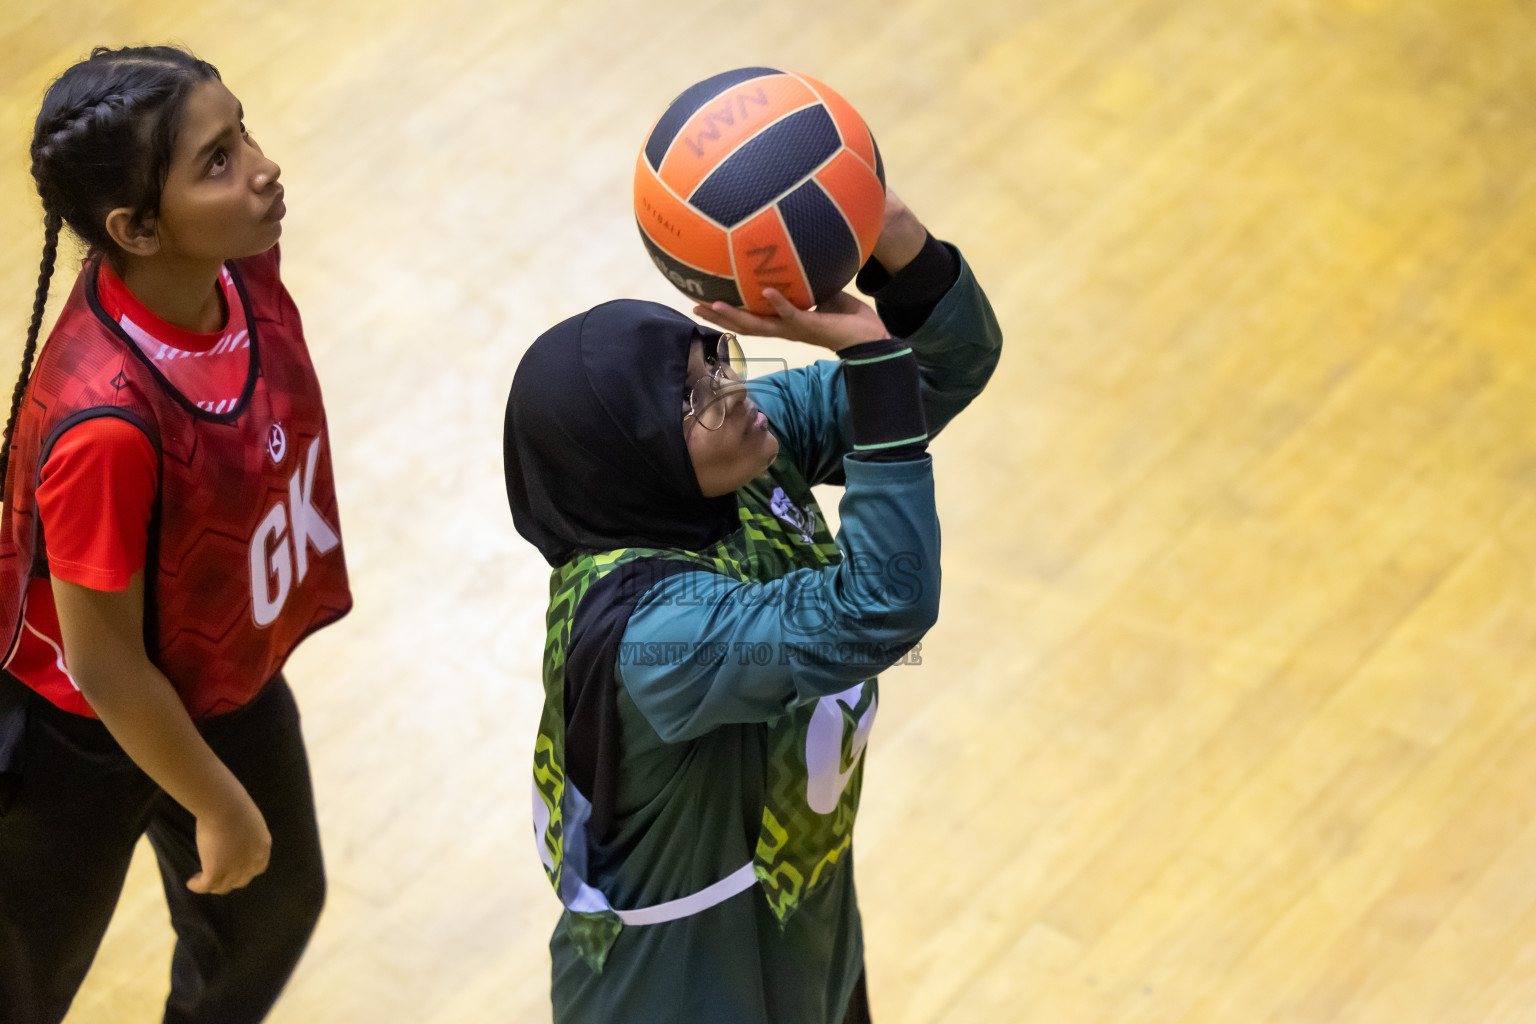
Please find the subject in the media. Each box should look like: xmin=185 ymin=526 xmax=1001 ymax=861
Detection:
xmin=0 ymin=672 xmax=325 ymax=1024
xmin=842 ymin=970 xmax=872 ymax=1024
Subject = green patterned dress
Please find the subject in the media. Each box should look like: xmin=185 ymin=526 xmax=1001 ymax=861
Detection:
xmin=537 ymin=255 xmax=1000 ymax=1024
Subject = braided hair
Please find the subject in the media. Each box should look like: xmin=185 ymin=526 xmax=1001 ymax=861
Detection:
xmin=0 ymin=45 xmax=220 ymax=495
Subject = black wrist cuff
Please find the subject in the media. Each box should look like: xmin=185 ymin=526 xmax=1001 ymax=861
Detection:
xmin=839 ymin=340 xmax=928 ymax=458
xmin=849 ymin=441 xmax=928 ymax=463
xmin=855 ymin=234 xmax=959 ymax=337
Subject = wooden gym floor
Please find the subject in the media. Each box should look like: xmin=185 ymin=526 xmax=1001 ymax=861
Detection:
xmin=3 ymin=0 xmax=1536 ymax=1020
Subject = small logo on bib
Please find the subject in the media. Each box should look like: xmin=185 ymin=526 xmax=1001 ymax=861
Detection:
xmin=267 ymin=423 xmax=288 ymax=465
xmin=769 ymin=486 xmax=816 ymax=544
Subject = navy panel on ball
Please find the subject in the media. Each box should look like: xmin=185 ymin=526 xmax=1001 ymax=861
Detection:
xmin=644 ymin=67 xmax=785 ymax=172
xmin=779 ymin=181 xmax=862 ymax=305
xmin=688 ymin=105 xmax=841 ymax=227
xmin=636 ymin=224 xmax=742 ymax=305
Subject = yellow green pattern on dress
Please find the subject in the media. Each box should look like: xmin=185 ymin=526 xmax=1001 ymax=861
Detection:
xmin=535 ymin=457 xmax=873 ymax=969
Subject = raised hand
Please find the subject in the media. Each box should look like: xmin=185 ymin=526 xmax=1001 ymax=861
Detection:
xmin=693 ymin=289 xmax=888 ymax=353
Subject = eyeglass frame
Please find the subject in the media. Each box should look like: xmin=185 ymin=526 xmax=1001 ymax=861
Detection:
xmin=683 ymin=333 xmax=750 ymax=430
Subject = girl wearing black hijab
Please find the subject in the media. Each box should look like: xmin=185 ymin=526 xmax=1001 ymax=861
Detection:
xmin=504 ymin=191 xmax=1001 ymax=1024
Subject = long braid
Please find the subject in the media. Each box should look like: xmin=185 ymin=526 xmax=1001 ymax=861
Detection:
xmin=0 ymin=211 xmax=62 ymax=498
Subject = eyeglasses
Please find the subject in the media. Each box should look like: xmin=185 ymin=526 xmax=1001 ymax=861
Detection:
xmin=684 ymin=333 xmax=749 ymax=431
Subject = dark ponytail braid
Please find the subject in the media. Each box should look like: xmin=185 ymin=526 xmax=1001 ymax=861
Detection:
xmin=1 ymin=46 xmax=219 ymax=503
xmin=0 ymin=211 xmax=62 ymax=491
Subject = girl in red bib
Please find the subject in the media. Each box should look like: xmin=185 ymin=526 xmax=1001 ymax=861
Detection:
xmin=0 ymin=46 xmax=351 ymax=1023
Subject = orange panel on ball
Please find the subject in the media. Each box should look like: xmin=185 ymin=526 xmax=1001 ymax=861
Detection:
xmin=815 ymin=150 xmax=886 ymax=262
xmin=633 ymin=155 xmax=734 ymax=276
xmin=657 ymin=75 xmax=820 ymax=198
xmin=730 ymin=208 xmax=813 ymax=314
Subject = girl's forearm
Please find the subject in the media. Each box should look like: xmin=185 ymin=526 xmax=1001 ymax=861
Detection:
xmin=52 ymin=573 xmax=251 ymax=822
xmin=78 ymin=661 xmax=249 ymax=821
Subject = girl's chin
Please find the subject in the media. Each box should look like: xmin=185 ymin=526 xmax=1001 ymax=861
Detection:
xmin=751 ymin=440 xmax=779 ymax=479
xmin=697 ymin=436 xmax=781 ymax=496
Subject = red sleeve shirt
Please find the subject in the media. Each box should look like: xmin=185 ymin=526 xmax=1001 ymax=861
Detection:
xmin=36 ymin=416 xmax=158 ymax=591
xmin=11 ymin=250 xmax=328 ymax=717
xmin=35 ymin=260 xmax=251 ymax=591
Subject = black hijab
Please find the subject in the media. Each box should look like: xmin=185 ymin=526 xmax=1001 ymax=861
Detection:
xmin=503 ymin=299 xmax=740 ymax=566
